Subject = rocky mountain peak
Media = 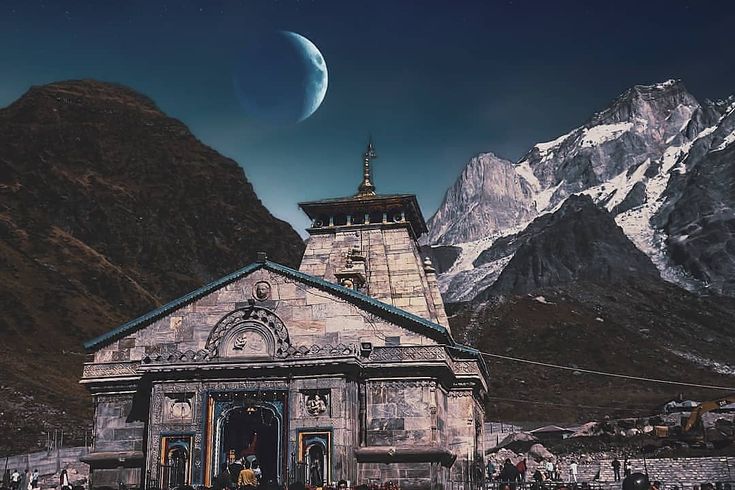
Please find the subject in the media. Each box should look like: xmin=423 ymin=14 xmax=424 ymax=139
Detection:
xmin=428 ymin=80 xmax=708 ymax=249
xmin=6 ymin=79 xmax=165 ymax=122
xmin=425 ymin=152 xmax=536 ymax=245
xmin=588 ymin=79 xmax=697 ymax=127
xmin=482 ymin=194 xmax=660 ymax=297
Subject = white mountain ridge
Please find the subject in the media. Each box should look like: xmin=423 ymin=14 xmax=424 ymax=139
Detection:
xmin=429 ymin=80 xmax=735 ymax=302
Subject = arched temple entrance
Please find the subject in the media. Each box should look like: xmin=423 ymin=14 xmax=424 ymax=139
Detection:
xmin=159 ymin=437 xmax=192 ymax=489
xmin=216 ymin=403 xmax=283 ymax=484
xmin=306 ymin=442 xmax=326 ymax=486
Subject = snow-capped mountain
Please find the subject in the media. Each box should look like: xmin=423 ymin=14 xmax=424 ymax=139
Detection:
xmin=427 ymin=80 xmax=735 ymax=302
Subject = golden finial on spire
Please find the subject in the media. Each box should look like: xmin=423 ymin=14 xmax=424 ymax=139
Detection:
xmin=356 ymin=136 xmax=377 ymax=197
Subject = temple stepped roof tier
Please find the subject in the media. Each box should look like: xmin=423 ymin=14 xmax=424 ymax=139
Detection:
xmin=298 ymin=193 xmax=428 ymax=238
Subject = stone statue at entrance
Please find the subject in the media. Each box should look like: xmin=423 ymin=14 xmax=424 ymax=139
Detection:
xmin=305 ymin=394 xmax=327 ymax=416
xmin=309 ymin=458 xmax=323 ymax=486
xmin=240 ymin=431 xmax=258 ymax=458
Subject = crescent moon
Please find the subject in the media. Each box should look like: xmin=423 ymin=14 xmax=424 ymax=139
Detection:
xmin=282 ymin=31 xmax=329 ymax=122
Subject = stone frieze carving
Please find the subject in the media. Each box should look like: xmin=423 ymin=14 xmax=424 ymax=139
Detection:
xmin=288 ymin=343 xmax=358 ymax=358
xmin=82 ymin=362 xmax=140 ymax=379
xmin=447 ymin=390 xmax=473 ymax=398
xmin=368 ymin=346 xmax=446 ymax=362
xmin=368 ymin=380 xmax=437 ymax=389
xmin=142 ymin=349 xmax=212 ymax=365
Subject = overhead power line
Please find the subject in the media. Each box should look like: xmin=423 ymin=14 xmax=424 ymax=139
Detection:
xmin=485 ymin=396 xmax=652 ymax=412
xmin=479 ymin=350 xmax=735 ymax=391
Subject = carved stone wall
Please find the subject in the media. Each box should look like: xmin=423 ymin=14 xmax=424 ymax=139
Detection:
xmin=299 ymin=227 xmax=449 ymax=327
xmin=365 ymin=380 xmax=437 ymax=447
xmin=145 ymin=382 xmax=203 ymax=484
xmin=93 ymin=394 xmax=145 ymax=453
xmin=288 ymin=376 xmax=358 ymax=484
xmin=93 ymin=268 xmax=437 ymax=365
xmin=444 ymin=390 xmax=484 ymax=484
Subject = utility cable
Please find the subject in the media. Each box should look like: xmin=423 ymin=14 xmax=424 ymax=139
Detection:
xmin=477 ymin=350 xmax=735 ymax=391
xmin=270 ymin=272 xmax=735 ymax=391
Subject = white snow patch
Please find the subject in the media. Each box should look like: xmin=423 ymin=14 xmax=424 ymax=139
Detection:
xmin=669 ymin=350 xmax=735 ymax=376
xmin=654 ymin=79 xmax=678 ymax=89
xmin=445 ymin=235 xmax=500 ymax=275
xmin=666 ymin=114 xmax=695 ymax=144
xmin=711 ymin=128 xmax=735 ymax=152
xmin=515 ymin=161 xmax=540 ymax=190
xmin=439 ymin=255 xmax=513 ymax=303
xmin=578 ymin=159 xmax=650 ymax=212
xmin=535 ymin=132 xmax=572 ymax=154
xmin=533 ymin=296 xmax=554 ymax=305
xmin=614 ymin=125 xmax=719 ymax=287
xmin=580 ymin=122 xmax=633 ymax=148
xmin=534 ymin=181 xmax=563 ymax=213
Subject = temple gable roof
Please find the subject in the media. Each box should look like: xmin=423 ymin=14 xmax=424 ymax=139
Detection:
xmin=83 ymin=259 xmax=455 ymax=352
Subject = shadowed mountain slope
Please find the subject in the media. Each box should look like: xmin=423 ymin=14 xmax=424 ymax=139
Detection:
xmin=0 ymin=80 xmax=305 ymax=455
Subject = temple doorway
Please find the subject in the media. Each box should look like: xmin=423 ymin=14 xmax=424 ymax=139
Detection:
xmin=298 ymin=431 xmax=331 ymax=487
xmin=220 ymin=404 xmax=282 ymax=483
xmin=160 ymin=436 xmax=192 ymax=489
xmin=306 ymin=444 xmax=326 ymax=486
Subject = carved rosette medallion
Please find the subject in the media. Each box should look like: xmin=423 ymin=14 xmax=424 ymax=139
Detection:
xmin=205 ymin=307 xmax=291 ymax=358
xmin=304 ymin=393 xmax=329 ymax=416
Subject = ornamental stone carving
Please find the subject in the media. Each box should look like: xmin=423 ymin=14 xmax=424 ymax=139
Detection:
xmin=205 ymin=307 xmax=291 ymax=359
xmin=305 ymin=393 xmax=329 ymax=416
xmin=252 ymin=281 xmax=271 ymax=301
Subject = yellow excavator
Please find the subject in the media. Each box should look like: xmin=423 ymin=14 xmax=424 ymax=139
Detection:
xmin=682 ymin=395 xmax=735 ymax=435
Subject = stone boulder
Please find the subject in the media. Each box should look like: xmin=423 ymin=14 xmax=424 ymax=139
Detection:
xmin=528 ymin=443 xmax=556 ymax=462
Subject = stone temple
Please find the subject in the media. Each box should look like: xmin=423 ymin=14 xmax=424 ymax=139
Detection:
xmin=80 ymin=141 xmax=490 ymax=490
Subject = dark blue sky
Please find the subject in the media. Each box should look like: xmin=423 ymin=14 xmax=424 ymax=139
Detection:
xmin=2 ymin=0 xmax=734 ymax=233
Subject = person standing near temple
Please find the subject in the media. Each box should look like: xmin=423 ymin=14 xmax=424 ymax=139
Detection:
xmin=10 ymin=469 xmax=20 ymax=490
xmin=237 ymin=461 xmax=257 ymax=490
xmin=309 ymin=458 xmax=323 ymax=487
xmin=251 ymin=462 xmax=262 ymax=484
xmin=486 ymin=460 xmax=496 ymax=481
xmin=516 ymin=459 xmax=527 ymax=482
xmin=213 ymin=463 xmax=231 ymax=490
xmin=545 ymin=460 xmax=555 ymax=481
xmin=60 ymin=469 xmax=71 ymax=490
xmin=19 ymin=470 xmax=28 ymax=490
xmin=612 ymin=458 xmax=621 ymax=481
xmin=569 ymin=461 xmax=578 ymax=483
xmin=30 ymin=470 xmax=38 ymax=490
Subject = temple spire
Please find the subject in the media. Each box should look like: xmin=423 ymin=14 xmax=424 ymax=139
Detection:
xmin=356 ymin=136 xmax=377 ymax=197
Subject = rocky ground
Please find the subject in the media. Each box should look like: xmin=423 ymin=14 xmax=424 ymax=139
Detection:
xmin=448 ymin=279 xmax=735 ymax=424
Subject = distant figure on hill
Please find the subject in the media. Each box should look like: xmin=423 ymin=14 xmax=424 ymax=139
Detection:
xmin=612 ymin=458 xmax=621 ymax=481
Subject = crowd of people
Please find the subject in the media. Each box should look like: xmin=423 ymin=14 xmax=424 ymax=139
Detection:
xmin=487 ymin=458 xmax=581 ymax=485
xmin=3 ymin=469 xmax=40 ymax=490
